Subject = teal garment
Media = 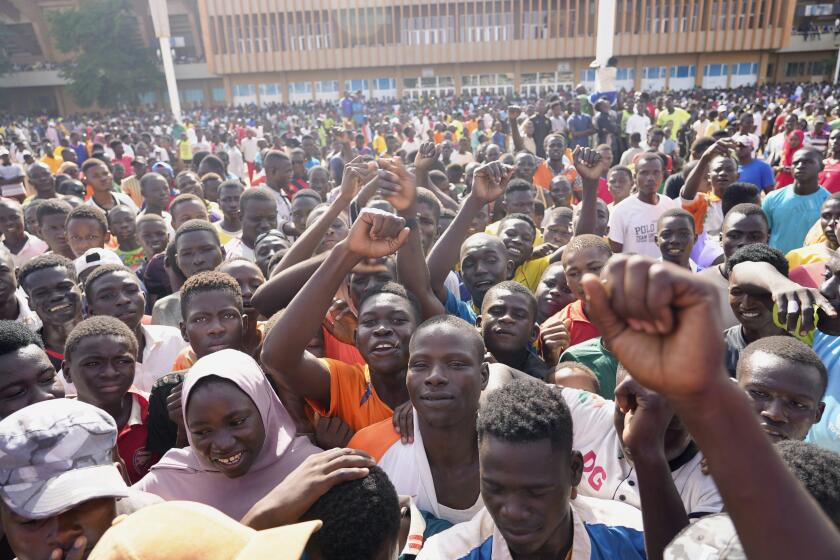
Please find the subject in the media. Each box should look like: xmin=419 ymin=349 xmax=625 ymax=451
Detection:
xmin=762 ymin=185 xmax=829 ymax=255
xmin=559 ymin=337 xmax=619 ymax=399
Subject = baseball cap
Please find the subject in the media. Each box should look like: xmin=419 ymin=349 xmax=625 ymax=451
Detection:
xmin=0 ymin=399 xmax=129 ymax=519
xmin=88 ymin=501 xmax=321 ymax=560
xmin=74 ymin=247 xmax=124 ymax=277
xmin=0 ymin=147 xmax=9 ymax=156
xmin=150 ymin=161 xmax=173 ymax=177
xmin=132 ymin=156 xmax=148 ymax=166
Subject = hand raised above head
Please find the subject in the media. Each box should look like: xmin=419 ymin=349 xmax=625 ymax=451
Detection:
xmin=471 ymin=161 xmax=513 ymax=203
xmin=345 ymin=208 xmax=410 ymax=258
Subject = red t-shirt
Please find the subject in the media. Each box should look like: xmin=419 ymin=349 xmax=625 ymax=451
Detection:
xmin=819 ymin=159 xmax=840 ymax=194
xmin=118 ymin=391 xmax=160 ymax=484
xmin=552 ymin=299 xmax=601 ymax=347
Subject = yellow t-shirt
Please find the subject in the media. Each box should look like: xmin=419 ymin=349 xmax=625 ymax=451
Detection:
xmin=804 ymin=220 xmax=827 ymax=246
xmin=786 ymin=243 xmax=834 ymax=271
xmin=214 ymin=222 xmax=241 ymax=246
xmin=485 ymin=220 xmax=545 ymax=247
xmin=513 ymin=256 xmax=550 ymax=293
xmin=373 ymin=135 xmax=387 ymax=156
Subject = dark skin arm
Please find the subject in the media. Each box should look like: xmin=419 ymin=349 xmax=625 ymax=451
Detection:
xmin=426 ymin=161 xmax=512 ymax=302
xmin=508 ymin=106 xmax=525 ymax=153
xmin=680 ymin=138 xmax=737 ymax=200
xmin=571 ymin=146 xmax=610 ymax=237
xmin=413 ymin=142 xmax=459 ymax=212
xmin=261 ymin=209 xmax=410 ymax=409
xmin=583 ymin=256 xmax=840 ymax=560
xmin=251 ymin=252 xmax=328 ymax=317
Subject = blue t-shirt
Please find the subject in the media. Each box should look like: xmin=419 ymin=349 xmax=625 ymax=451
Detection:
xmin=568 ymin=113 xmax=594 ymax=149
xmin=445 ymin=289 xmax=477 ymax=325
xmin=762 ymin=186 xmax=829 ymax=255
xmin=807 ymin=332 xmax=840 ymax=453
xmin=738 ymin=159 xmax=775 ymax=192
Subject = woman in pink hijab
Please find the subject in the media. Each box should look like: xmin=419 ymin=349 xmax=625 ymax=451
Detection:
xmin=133 ymin=349 xmax=320 ymax=519
xmin=775 ymin=129 xmax=804 ymax=189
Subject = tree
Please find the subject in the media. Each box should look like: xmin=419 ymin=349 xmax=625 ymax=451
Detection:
xmin=47 ymin=0 xmax=162 ymax=108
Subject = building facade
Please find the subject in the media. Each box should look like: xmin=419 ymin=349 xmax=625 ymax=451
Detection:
xmin=0 ymin=0 xmax=837 ymax=112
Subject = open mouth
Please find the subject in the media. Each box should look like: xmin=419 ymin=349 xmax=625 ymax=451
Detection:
xmin=214 ymin=451 xmax=244 ymax=467
xmin=369 ymin=341 xmax=399 ymax=356
xmin=739 ymin=310 xmax=761 ymax=319
xmin=48 ymin=302 xmax=73 ymax=313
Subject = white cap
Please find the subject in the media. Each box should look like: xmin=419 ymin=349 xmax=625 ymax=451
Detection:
xmin=73 ymin=247 xmax=124 ymax=277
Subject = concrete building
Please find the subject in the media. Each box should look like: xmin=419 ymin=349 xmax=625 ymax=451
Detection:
xmin=0 ymin=0 xmax=837 ymax=111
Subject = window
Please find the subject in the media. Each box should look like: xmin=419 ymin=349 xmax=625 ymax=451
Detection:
xmin=733 ymin=62 xmax=758 ymax=76
xmin=344 ymin=79 xmax=369 ymax=94
xmin=288 ymin=82 xmax=312 ymax=94
xmin=232 ymin=84 xmax=256 ymax=97
xmin=580 ymin=68 xmax=596 ymax=82
xmin=522 ymin=9 xmax=547 ymax=39
xmin=211 ymin=87 xmax=226 ymax=103
xmin=643 ymin=66 xmax=666 ymax=79
xmin=461 ymin=73 xmax=513 ymax=95
xmin=704 ymin=64 xmax=728 ymax=77
xmin=459 ymin=11 xmax=512 ymax=42
xmin=373 ymin=78 xmax=396 ymax=91
xmin=670 ymin=65 xmax=696 ymax=78
xmin=259 ymin=84 xmax=279 ymax=96
xmin=316 ymin=80 xmax=339 ymax=94
xmin=403 ymin=75 xmax=454 ymax=98
xmin=616 ymin=68 xmax=636 ymax=81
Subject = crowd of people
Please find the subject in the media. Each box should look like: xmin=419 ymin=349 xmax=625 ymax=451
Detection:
xmin=0 ymin=79 xmax=839 ymax=559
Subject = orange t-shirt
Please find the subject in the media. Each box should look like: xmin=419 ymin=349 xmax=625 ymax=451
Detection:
xmin=681 ymin=192 xmax=720 ymax=236
xmin=347 ymin=417 xmax=401 ymax=462
xmin=306 ymin=359 xmax=394 ymax=432
xmin=550 ymin=299 xmax=600 ymax=348
xmin=322 ymin=328 xmax=365 ymax=365
xmin=533 ymin=158 xmax=578 ymax=190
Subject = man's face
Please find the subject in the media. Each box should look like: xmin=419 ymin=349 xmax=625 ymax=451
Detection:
xmin=141 ymin=176 xmax=170 ymax=211
xmin=24 ymin=205 xmax=41 ymax=237
xmin=498 ymin=218 xmax=535 ymax=267
xmin=308 ymin=170 xmax=330 ymax=199
xmin=356 ymin=293 xmax=416 ymax=375
xmin=2 ymin=498 xmax=116 ymax=560
xmin=407 ymin=325 xmax=487 ymax=429
xmin=562 ymin=245 xmax=610 ymax=299
xmin=656 ymin=216 xmax=695 ymax=267
xmin=548 ymin=177 xmax=572 ymax=208
xmin=0 ymin=343 xmax=57 ymax=419
xmin=784 ymin=115 xmax=797 ymax=133
xmin=107 ymin=207 xmax=137 ymax=243
xmin=137 ymin=220 xmax=168 ymax=256
xmin=647 ymin=130 xmax=664 ymax=149
xmin=291 ymin=152 xmax=306 ymax=178
xmin=460 ymin=236 xmax=512 ymax=304
xmin=480 ymin=289 xmax=535 ymax=354
xmin=535 ymin=263 xmax=576 ymax=322
xmin=290 ymin=196 xmax=319 ymax=235
xmin=827 ymin=129 xmax=840 ymax=158
xmin=65 ymin=335 xmax=135 ymax=411
xmin=542 ymin=212 xmax=572 ymax=247
xmin=635 ymin=158 xmax=663 ymax=198
xmin=739 ymin=114 xmax=754 ymax=134
xmin=266 ymin=158 xmax=292 ymax=189
xmin=729 ymin=275 xmax=775 ymax=333
xmin=22 ymin=266 xmax=81 ymax=326
xmin=416 ymin=202 xmax=439 ymax=255
xmin=792 ymin=150 xmax=821 ymax=184
xmin=241 ymin=199 xmax=278 ymax=246
xmin=218 ymin=185 xmax=243 ymax=223
xmin=348 ymin=260 xmax=395 ymax=309
xmin=707 ymin=157 xmax=738 ymax=196
xmin=480 ymin=435 xmax=581 ymax=557
xmin=820 ymin=198 xmax=840 ymax=248
xmin=0 ymin=203 xmax=24 ymax=241
xmin=218 ymin=261 xmax=264 ymax=320
xmin=739 ymin=351 xmax=825 ymax=443
xmin=171 ymin=200 xmax=209 ymax=230
xmin=87 ymin=271 xmax=145 ymax=330
xmin=86 ymin=164 xmax=113 ymax=194
xmin=176 ymin=230 xmax=223 ymax=277
xmin=607 ymin=169 xmax=632 ymax=203
xmin=39 ymin=213 xmax=71 ymax=255
xmin=66 ymin=218 xmax=108 ymax=258
xmin=503 ymin=190 xmax=535 ymax=219
xmin=546 ymin=137 xmax=566 ymax=162
xmin=181 ymin=291 xmax=244 ymax=359
xmin=721 ymin=213 xmax=768 ymax=259
xmin=27 ymin=164 xmax=54 ymax=196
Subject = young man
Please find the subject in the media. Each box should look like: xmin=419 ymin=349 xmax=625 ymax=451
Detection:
xmin=478 ymin=281 xmax=550 ymax=380
xmin=81 ymin=158 xmax=138 ymax=213
xmin=65 ymin=205 xmax=110 ymax=258
xmin=763 ymin=147 xmax=830 ymax=254
xmin=262 ymin=150 xmax=296 ymax=237
xmin=535 ymin=262 xmax=576 ymax=326
xmin=542 ymin=206 xmax=573 ymax=247
xmin=107 ymin=205 xmax=145 ymax=271
xmin=0 ymin=320 xmax=59 ymax=418
xmin=151 ymin=220 xmax=224 ymax=328
xmin=606 ymin=165 xmax=633 ymax=207
xmin=223 ymin=188 xmax=278 ymax=262
xmin=84 ymin=264 xmax=187 ymax=393
xmin=0 ymin=399 xmax=157 ymax=560
xmin=215 ymin=179 xmax=244 ymax=245
xmin=497 ymin=213 xmax=547 ymax=292
xmin=168 ymin=193 xmax=210 ymax=230
xmin=138 ymin=172 xmax=174 ymax=233
xmin=217 ymin=259 xmax=265 ymax=359
xmin=737 ymin=136 xmax=775 ymax=192
xmin=261 ymin=209 xmax=416 ymax=433
xmin=681 ymin=139 xmax=739 ymax=236
xmin=349 ymin=315 xmax=489 ymax=524
xmin=656 ymin=208 xmax=697 ymax=270
xmin=63 ymin=316 xmax=158 ymax=483
xmin=136 ymin=214 xmax=172 ymax=312
xmin=17 ymin=254 xmax=82 ymax=371
xmin=786 ymin=192 xmax=840 ymax=270
xmin=289 ymin=189 xmax=322 ymax=237
xmin=0 ymin=198 xmax=47 ymax=268
xmin=35 ymin=198 xmax=75 ymax=259
xmin=25 ymin=162 xmax=60 ymax=201
xmin=736 ymin=336 xmax=826 ymax=443
xmin=418 ymin=381 xmax=649 ymax=560
xmin=608 ymin=152 xmax=679 ymax=257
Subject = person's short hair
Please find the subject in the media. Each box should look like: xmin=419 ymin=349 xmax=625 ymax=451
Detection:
xmin=563 ymin=234 xmax=612 ymax=259
xmin=412 ymin=314 xmax=485 ymax=361
xmin=169 ymin=193 xmax=204 ymax=215
xmin=198 ymin=155 xmax=225 ymax=175
xmin=656 ymin=207 xmax=695 ymax=231
xmin=218 ymin=179 xmax=244 ymax=194
xmin=482 ymin=280 xmax=536 ymax=316
xmin=552 ymin=361 xmax=601 ymax=393
xmin=635 ymin=151 xmax=664 ymax=169
xmin=722 ymin=182 xmax=762 ymax=216
xmin=690 ymin=136 xmax=716 ymax=157
xmin=358 ymin=281 xmax=422 ymax=323
xmin=499 ymin=212 xmax=538 ymax=238
xmin=725 ymin=243 xmax=788 ymax=276
xmin=776 ymin=440 xmax=840 ymax=529
xmin=543 ymin=133 xmax=566 ymax=150
xmin=725 ymin=202 xmax=768 ymax=227
xmin=416 ymin=187 xmax=442 ymax=221
xmin=65 ymin=205 xmax=108 ymax=235
xmin=544 ymin=206 xmax=574 ymax=223
xmin=35 ymin=198 xmax=72 ymax=226
xmin=505 ymin=179 xmax=533 ymax=196
xmin=629 ymin=132 xmax=641 ymax=142
xmin=239 ymin=187 xmax=276 ymax=213
xmin=136 ymin=213 xmax=167 ymax=228
xmin=0 ymin=320 xmax=44 ymax=356
xmin=477 ymin=380 xmax=573 ymax=452
xmin=174 ymin=219 xmax=220 ymax=248
xmin=737 ymin=335 xmax=827 ymax=393
xmin=64 ymin=316 xmax=138 ymax=362
xmin=139 ymin=172 xmax=167 ymax=193
xmin=291 ymin=189 xmax=323 ymax=204
xmin=180 ymin=271 xmax=243 ymax=320
xmin=80 ymin=157 xmax=107 ymax=175
xmin=83 ymin=263 xmax=134 ymax=301
xmin=263 ymin=150 xmax=291 ymax=168
xmin=608 ymin=165 xmax=633 ymax=181
xmin=299 ymin=466 xmax=401 ymax=560
xmin=18 ymin=254 xmax=77 ymax=290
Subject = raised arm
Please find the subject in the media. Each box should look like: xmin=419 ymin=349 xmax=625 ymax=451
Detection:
xmin=251 ymin=252 xmax=329 ymax=317
xmin=426 ymin=161 xmax=511 ymax=301
xmin=582 ymin=256 xmax=840 ymax=560
xmin=572 ymin=146 xmax=610 ymax=237
xmin=680 ymin=138 xmax=736 ymax=200
xmin=413 ymin=142 xmax=459 ymax=212
xmin=261 ymin=209 xmax=410 ymax=410
xmin=508 ymin=106 xmax=525 ymax=153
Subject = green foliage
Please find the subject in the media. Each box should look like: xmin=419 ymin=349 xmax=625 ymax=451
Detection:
xmin=46 ymin=0 xmax=162 ymax=108
xmin=0 ymin=24 xmax=14 ymax=76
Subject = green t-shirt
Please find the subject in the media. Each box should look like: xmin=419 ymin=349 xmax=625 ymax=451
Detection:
xmin=559 ymin=336 xmax=619 ymax=399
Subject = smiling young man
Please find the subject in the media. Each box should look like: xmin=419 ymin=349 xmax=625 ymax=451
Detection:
xmin=655 ymin=208 xmax=697 ymax=270
xmin=84 ymin=264 xmax=187 ymax=393
xmin=418 ymin=381 xmax=648 ymax=560
xmin=18 ymin=254 xmax=82 ymax=371
xmin=223 ymin=187 xmax=277 ymax=262
xmin=0 ymin=320 xmax=60 ymax=419
xmin=63 ymin=316 xmax=159 ymax=483
xmin=680 ymin=139 xmax=739 ymax=237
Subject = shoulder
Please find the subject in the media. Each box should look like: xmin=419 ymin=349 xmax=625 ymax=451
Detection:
xmin=418 ymin=508 xmax=496 ymax=560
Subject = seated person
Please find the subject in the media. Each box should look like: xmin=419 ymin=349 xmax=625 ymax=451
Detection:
xmin=549 ymin=361 xmax=601 ymax=394
xmin=478 ymin=281 xmax=550 ymax=380
xmin=151 ymin=220 xmax=224 ymax=328
xmin=64 ymin=316 xmax=159 ymax=483
xmin=737 ymin=336 xmax=826 ymax=443
xmin=84 ymin=264 xmax=187 ymax=393
xmin=0 ymin=399 xmax=159 ymax=560
xmin=224 ymin=188 xmax=278 ymax=262
xmin=656 ymin=208 xmax=697 ymax=270
xmin=0 ymin=320 xmax=62 ymax=418
xmin=107 ymin=204 xmax=145 ymax=271
xmin=418 ymin=381 xmax=650 ymax=560
xmin=65 ymin=205 xmax=110 ymax=258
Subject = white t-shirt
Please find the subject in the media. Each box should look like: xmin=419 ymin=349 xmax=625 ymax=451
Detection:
xmin=625 ymin=114 xmax=651 ymax=139
xmin=223 ymin=237 xmax=256 ymax=262
xmin=241 ymin=137 xmax=260 ymax=162
xmin=608 ymin=195 xmax=680 ymax=258
xmin=561 ymin=388 xmax=723 ymax=515
xmin=450 ymin=151 xmax=475 ymax=167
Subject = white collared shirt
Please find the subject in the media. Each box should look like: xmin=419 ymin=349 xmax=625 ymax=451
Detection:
xmin=14 ymin=288 xmax=41 ymax=332
xmin=134 ymin=324 xmax=189 ymax=393
xmin=8 ymin=234 xmax=48 ymax=268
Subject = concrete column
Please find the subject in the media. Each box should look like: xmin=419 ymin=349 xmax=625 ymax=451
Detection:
xmin=149 ymin=0 xmax=182 ymax=122
xmin=593 ymin=0 xmax=617 ymax=93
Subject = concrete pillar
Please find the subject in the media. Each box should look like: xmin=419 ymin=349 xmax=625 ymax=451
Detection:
xmin=149 ymin=0 xmax=182 ymax=122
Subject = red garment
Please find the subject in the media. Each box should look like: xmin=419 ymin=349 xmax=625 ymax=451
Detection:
xmin=789 ymin=262 xmax=826 ymax=289
xmin=775 ymin=130 xmax=804 ymax=189
xmin=819 ymin=158 xmax=840 ymax=193
xmin=550 ymin=299 xmax=600 ymax=348
xmin=322 ymin=327 xmax=366 ymax=366
xmin=117 ymin=391 xmax=160 ymax=484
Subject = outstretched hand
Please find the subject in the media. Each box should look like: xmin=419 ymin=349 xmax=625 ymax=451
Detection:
xmin=471 ymin=161 xmax=514 ymax=203
xmin=377 ymin=157 xmax=417 ymax=211
xmin=582 ymin=256 xmax=727 ymax=399
xmin=345 ymin=208 xmax=411 ymax=258
xmin=413 ymin=142 xmax=441 ymax=174
xmin=340 ymin=156 xmax=378 ymax=201
xmin=573 ymin=146 xmax=610 ymax=183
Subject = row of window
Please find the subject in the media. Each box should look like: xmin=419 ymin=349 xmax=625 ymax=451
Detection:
xmin=614 ymin=0 xmax=784 ymax=34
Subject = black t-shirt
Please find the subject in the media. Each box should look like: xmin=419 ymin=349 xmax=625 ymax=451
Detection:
xmin=146 ymin=372 xmax=184 ymax=456
xmin=663 ymin=172 xmax=685 ymax=200
xmin=723 ymin=325 xmax=747 ymax=377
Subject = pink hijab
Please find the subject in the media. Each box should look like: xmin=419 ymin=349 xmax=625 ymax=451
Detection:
xmin=132 ymin=349 xmax=320 ymax=519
